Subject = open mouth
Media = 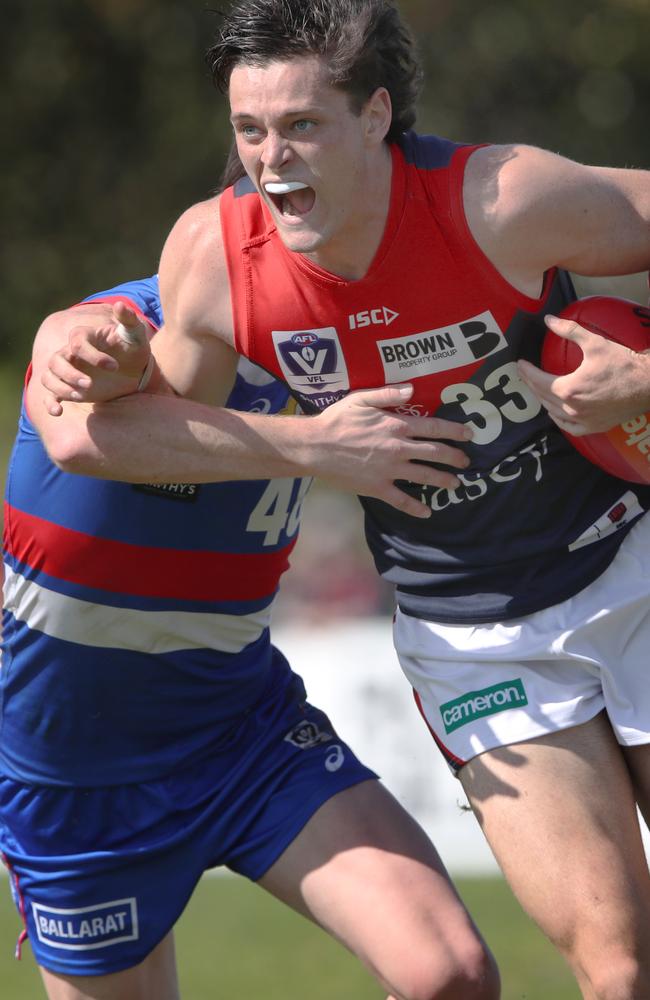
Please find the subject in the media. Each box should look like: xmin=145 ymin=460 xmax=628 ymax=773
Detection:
xmin=264 ymin=180 xmax=315 ymax=218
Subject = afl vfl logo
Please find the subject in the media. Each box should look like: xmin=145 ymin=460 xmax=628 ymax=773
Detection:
xmin=272 ymin=327 xmax=350 ymax=397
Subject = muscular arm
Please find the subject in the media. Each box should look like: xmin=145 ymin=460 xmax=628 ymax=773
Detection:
xmin=149 ymin=196 xmax=242 ymax=405
xmin=33 ymin=267 xmax=473 ymax=518
xmin=465 ymin=144 xmax=650 ymax=296
xmin=464 ymin=144 xmax=650 ymax=431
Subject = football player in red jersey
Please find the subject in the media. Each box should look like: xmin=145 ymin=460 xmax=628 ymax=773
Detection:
xmin=41 ymin=2 xmax=650 ymax=997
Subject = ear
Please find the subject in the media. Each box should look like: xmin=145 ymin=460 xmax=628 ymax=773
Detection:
xmin=363 ymin=87 xmax=392 ymax=145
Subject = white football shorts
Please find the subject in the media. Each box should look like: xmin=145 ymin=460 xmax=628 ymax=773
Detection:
xmin=394 ymin=512 xmax=650 ymax=772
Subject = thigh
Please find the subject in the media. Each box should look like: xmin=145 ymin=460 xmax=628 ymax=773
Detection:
xmin=460 ymin=713 xmax=650 ymax=973
xmin=39 ymin=933 xmax=179 ymax=1000
xmin=623 ymin=743 xmax=650 ymax=830
xmin=258 ymin=779 xmax=495 ymax=997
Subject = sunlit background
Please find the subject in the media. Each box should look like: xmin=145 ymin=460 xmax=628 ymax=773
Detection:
xmin=1 ymin=2 xmax=649 ymax=996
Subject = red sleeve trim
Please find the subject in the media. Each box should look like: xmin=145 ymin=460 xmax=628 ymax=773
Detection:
xmin=71 ymin=296 xmax=158 ymax=332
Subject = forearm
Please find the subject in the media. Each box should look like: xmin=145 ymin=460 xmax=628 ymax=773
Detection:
xmin=46 ymin=382 xmax=474 ymax=520
xmin=50 ymin=392 xmax=315 ymax=483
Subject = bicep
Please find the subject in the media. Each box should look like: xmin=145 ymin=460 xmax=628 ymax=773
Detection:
xmin=466 ymin=145 xmax=650 ymax=286
xmin=156 ymin=196 xmax=239 ymax=405
xmin=151 ymin=323 xmax=239 ymax=405
xmin=554 ymin=163 xmax=650 ymax=276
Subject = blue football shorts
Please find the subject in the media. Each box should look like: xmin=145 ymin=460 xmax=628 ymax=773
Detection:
xmin=0 ymin=655 xmax=376 ymax=977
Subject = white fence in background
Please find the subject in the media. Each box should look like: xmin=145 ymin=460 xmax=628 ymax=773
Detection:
xmin=274 ymin=618 xmax=650 ymax=876
xmin=273 ymin=618 xmax=499 ymax=876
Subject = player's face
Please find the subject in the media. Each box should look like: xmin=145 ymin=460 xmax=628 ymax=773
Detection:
xmin=229 ymin=55 xmax=391 ymax=277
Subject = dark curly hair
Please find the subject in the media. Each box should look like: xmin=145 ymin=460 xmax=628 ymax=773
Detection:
xmin=206 ymin=0 xmax=422 ymax=144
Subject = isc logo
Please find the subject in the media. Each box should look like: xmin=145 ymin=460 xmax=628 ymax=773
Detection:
xmin=349 ymin=306 xmax=399 ymax=330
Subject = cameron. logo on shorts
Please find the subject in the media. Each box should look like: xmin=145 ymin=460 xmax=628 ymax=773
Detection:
xmin=33 ymin=898 xmax=139 ymax=951
xmin=378 ymin=311 xmax=506 ymax=382
xmin=440 ymin=680 xmax=528 ymax=734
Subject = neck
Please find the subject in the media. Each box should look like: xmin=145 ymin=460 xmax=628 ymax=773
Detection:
xmin=305 ymin=142 xmax=394 ymax=281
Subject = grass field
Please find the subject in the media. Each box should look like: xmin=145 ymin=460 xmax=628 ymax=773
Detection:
xmin=0 ymin=872 xmax=578 ymax=999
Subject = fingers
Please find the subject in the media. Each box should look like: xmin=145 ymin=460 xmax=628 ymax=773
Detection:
xmin=349 ymin=387 xmax=474 ymax=444
xmin=544 ymin=313 xmax=585 ymax=342
xmin=547 ymin=413 xmax=589 ymax=436
xmin=40 ymin=332 xmax=120 ymax=412
xmin=378 ymin=484 xmax=432 ymax=519
xmin=43 ymin=344 xmax=112 ymax=394
xmin=376 ymin=457 xmax=473 ymax=518
xmin=516 ymin=358 xmax=555 ymax=395
xmin=355 ymin=383 xmax=415 ymax=407
xmin=412 ymin=414 xmax=473 ymax=444
xmin=40 ymin=368 xmax=83 ymax=415
xmin=113 ymin=303 xmax=150 ymax=348
xmin=410 ymin=440 xmax=470 ymax=471
xmin=42 ymin=354 xmax=91 ymax=400
xmin=42 ymin=390 xmax=64 ymax=418
xmin=66 ymin=330 xmax=120 ymax=373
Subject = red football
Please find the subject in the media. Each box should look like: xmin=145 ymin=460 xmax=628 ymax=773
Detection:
xmin=541 ymin=295 xmax=650 ymax=484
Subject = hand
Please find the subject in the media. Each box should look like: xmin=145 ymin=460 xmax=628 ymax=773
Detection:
xmin=306 ymin=384 xmax=473 ymax=519
xmin=517 ymin=313 xmax=650 ymax=435
xmin=41 ymin=302 xmax=153 ymax=416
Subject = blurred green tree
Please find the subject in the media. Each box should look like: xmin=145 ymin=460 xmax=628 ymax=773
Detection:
xmin=2 ymin=0 xmax=648 ymax=370
xmin=2 ymin=0 xmax=228 ymax=367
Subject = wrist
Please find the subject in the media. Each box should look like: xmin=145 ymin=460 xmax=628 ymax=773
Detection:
xmin=136 ymin=354 xmax=155 ymax=391
xmin=285 ymin=412 xmax=329 ymax=478
xmin=136 ymin=357 xmax=176 ymax=397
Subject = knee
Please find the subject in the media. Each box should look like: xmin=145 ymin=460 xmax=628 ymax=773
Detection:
xmin=391 ymin=938 xmax=500 ymax=1000
xmin=580 ymin=952 xmax=648 ymax=1000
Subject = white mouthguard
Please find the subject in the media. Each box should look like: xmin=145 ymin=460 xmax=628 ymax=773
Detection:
xmin=264 ymin=181 xmax=309 ymax=194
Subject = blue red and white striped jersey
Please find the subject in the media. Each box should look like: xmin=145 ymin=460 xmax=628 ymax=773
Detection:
xmin=1 ymin=276 xmax=311 ymax=785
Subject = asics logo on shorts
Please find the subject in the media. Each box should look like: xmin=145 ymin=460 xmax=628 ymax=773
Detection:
xmin=324 ymin=744 xmax=345 ymax=772
xmin=440 ymin=679 xmax=528 ymax=734
xmin=33 ymin=898 xmax=139 ymax=951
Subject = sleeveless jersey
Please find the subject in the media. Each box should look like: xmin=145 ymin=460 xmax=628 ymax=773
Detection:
xmin=221 ymin=131 xmax=650 ymax=623
xmin=1 ymin=277 xmax=311 ymax=785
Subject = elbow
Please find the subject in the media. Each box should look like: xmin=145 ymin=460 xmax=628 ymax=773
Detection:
xmin=41 ymin=424 xmax=105 ymax=478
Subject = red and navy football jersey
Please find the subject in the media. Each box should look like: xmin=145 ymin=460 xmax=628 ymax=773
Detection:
xmin=221 ymin=131 xmax=650 ymax=622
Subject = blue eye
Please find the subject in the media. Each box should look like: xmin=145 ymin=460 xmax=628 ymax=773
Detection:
xmin=293 ymin=120 xmax=314 ymax=133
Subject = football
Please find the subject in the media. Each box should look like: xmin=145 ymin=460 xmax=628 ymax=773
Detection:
xmin=541 ymin=295 xmax=650 ymax=484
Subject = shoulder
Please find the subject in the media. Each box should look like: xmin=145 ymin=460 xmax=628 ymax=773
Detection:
xmin=159 ymin=194 xmax=234 ymax=344
xmin=464 ymin=144 xmax=588 ymax=224
xmin=462 ymin=144 xmax=594 ymax=291
xmin=162 ymin=195 xmax=225 ymax=271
